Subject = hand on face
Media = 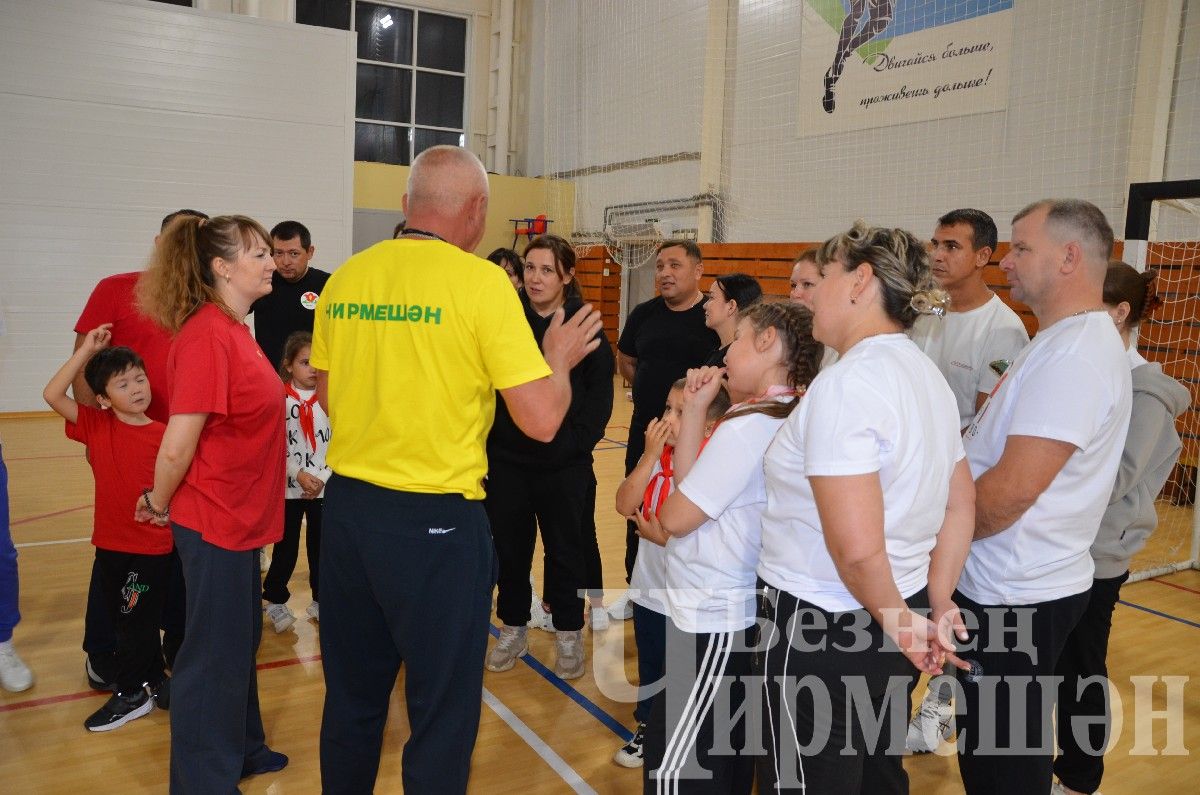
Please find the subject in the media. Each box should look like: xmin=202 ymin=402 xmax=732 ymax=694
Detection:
xmin=643 ymin=417 xmax=671 ymax=460
xmin=683 ymin=366 xmax=727 ymax=409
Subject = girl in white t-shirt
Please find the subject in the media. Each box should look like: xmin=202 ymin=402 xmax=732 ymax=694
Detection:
xmin=263 ymin=331 xmax=331 ymax=632
xmin=635 ymin=302 xmax=823 ymax=794
xmin=758 ymin=222 xmax=976 ymax=794
xmin=612 ymin=379 xmax=729 ymax=769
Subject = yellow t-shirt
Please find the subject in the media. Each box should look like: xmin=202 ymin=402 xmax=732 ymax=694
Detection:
xmin=310 ymin=239 xmax=551 ymax=499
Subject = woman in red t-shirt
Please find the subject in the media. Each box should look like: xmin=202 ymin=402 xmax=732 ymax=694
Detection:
xmin=136 ymin=214 xmax=288 ymax=791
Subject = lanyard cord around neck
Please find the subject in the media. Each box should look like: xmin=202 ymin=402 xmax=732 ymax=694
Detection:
xmin=399 ymin=227 xmax=447 ymax=244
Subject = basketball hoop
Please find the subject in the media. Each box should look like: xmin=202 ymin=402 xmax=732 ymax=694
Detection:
xmin=511 ymin=214 xmax=553 ymax=248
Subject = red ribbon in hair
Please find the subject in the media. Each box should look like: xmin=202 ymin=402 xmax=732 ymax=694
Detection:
xmin=285 ymin=384 xmax=319 ymax=452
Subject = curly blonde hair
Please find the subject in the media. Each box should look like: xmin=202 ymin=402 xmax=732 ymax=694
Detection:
xmin=816 ymin=220 xmax=949 ymax=329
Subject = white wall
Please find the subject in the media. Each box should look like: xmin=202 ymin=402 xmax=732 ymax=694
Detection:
xmin=0 ymin=0 xmax=355 ymax=412
xmin=728 ymin=0 xmax=1146 ymax=241
xmin=523 ymin=0 xmax=709 ymax=234
xmin=525 ymin=0 xmax=1200 ymax=243
xmin=1160 ymin=0 xmax=1200 ymax=240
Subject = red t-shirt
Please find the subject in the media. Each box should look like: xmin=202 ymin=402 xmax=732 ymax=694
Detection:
xmin=65 ymin=405 xmax=171 ymax=554
xmin=74 ymin=272 xmax=173 ymax=424
xmin=168 ymin=303 xmax=285 ymax=551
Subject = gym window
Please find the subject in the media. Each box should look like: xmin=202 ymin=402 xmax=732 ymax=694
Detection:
xmin=297 ymin=0 xmax=468 ymax=165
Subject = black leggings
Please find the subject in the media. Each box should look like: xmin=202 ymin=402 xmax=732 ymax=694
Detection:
xmin=263 ymin=498 xmax=322 ymax=604
xmin=485 ymin=462 xmax=594 ymax=631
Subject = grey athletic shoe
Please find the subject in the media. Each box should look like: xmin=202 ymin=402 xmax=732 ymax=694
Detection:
xmin=486 ymin=625 xmax=528 ymax=672
xmin=553 ymin=629 xmax=585 ymax=680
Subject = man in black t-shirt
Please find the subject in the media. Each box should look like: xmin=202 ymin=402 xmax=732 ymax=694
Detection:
xmin=252 ymin=220 xmax=332 ymax=371
xmin=614 ymin=240 xmax=719 ymax=600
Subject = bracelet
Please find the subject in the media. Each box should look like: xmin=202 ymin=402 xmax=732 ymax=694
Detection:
xmin=141 ymin=489 xmax=169 ymax=520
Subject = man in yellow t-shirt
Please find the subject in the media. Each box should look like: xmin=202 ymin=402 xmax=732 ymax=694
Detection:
xmin=312 ymin=146 xmax=602 ymax=795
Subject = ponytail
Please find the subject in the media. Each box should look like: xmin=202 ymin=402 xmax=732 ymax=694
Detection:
xmin=137 ymin=214 xmax=271 ymax=332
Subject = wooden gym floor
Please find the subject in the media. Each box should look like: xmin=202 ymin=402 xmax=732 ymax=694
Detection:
xmin=1 ymin=379 xmax=1197 ymax=793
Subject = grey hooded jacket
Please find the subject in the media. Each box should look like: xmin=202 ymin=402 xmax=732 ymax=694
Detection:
xmin=1090 ymin=355 xmax=1191 ymax=579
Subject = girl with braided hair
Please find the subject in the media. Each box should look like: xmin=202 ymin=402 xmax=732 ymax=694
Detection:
xmin=633 ymin=301 xmax=823 ymax=793
xmin=756 ymin=221 xmax=975 ymax=793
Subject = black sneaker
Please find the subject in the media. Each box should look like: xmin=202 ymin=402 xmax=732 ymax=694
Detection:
xmin=613 ymin=722 xmax=645 ymax=768
xmin=84 ymin=688 xmax=154 ymax=732
xmin=85 ymin=655 xmax=115 ymax=691
xmin=151 ymin=677 xmax=170 ymax=711
xmin=241 ymin=748 xmax=289 ymax=779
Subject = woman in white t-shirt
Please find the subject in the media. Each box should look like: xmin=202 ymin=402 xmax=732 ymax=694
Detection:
xmin=789 ymin=249 xmax=838 ymax=370
xmin=757 ymin=222 xmax=976 ymax=794
xmin=634 ymin=302 xmax=823 ymax=793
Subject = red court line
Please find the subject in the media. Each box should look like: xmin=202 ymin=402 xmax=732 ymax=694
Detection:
xmin=0 ymin=653 xmax=323 ymax=713
xmin=257 ymin=653 xmax=323 ymax=671
xmin=0 ymin=688 xmax=108 ymax=712
xmin=12 ymin=504 xmax=91 ymax=526
xmin=1151 ymin=578 xmax=1200 ymax=597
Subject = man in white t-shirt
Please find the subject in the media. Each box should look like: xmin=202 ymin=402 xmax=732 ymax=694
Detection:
xmin=954 ymin=200 xmax=1132 ymax=795
xmin=910 ymin=209 xmax=1030 ymax=430
xmin=906 ymin=209 xmax=1030 ymax=753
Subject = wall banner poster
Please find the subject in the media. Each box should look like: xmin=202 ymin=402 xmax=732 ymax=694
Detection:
xmin=800 ymin=0 xmax=1014 ymax=136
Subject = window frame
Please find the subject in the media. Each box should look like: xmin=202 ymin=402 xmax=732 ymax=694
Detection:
xmin=346 ymin=1 xmax=470 ymax=164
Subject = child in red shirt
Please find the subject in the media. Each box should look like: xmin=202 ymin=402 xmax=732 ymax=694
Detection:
xmin=44 ymin=324 xmax=171 ymax=732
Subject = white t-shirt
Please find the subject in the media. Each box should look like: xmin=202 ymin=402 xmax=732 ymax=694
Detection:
xmin=629 ymin=456 xmax=670 ymax=614
xmin=959 ymin=311 xmax=1132 ymax=605
xmin=668 ymin=405 xmax=787 ymax=633
xmin=758 ymin=334 xmax=964 ymax=612
xmin=285 ymin=386 xmax=332 ymax=500
xmin=909 ymin=293 xmax=1029 ymax=430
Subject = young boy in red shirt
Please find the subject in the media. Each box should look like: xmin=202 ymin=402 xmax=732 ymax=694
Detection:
xmin=44 ymin=324 xmax=171 ymax=731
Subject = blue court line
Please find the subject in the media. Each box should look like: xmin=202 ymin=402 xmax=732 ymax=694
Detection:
xmin=488 ymin=624 xmax=634 ymax=742
xmin=598 ymin=437 xmax=628 ymax=449
xmin=1118 ymin=600 xmax=1200 ymax=630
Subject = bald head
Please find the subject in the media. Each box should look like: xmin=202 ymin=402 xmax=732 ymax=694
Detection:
xmin=400 ymin=146 xmax=490 ymax=252
xmin=406 ymin=146 xmax=489 ymax=216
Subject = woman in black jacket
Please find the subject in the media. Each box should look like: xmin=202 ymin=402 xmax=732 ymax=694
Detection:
xmin=484 ymin=234 xmax=614 ymax=680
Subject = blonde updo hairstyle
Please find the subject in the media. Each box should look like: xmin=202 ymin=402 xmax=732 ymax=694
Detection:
xmin=815 ymin=220 xmax=949 ymax=329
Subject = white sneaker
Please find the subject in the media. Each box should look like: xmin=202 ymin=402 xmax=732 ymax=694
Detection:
xmin=607 ymin=592 xmax=633 ymax=621
xmin=613 ymin=722 xmax=646 ymax=768
xmin=306 ymin=602 xmax=319 ymax=621
xmin=905 ymin=686 xmax=955 ymax=753
xmin=486 ymin=625 xmax=528 ymax=672
xmin=0 ymin=639 xmax=34 ymax=692
xmin=590 ymin=605 xmax=610 ymax=631
xmin=259 ymin=548 xmax=271 ymax=573
xmin=265 ymin=603 xmax=296 ymax=633
xmin=528 ymin=598 xmax=555 ymax=633
xmin=1051 ymin=781 xmax=1100 ymax=795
